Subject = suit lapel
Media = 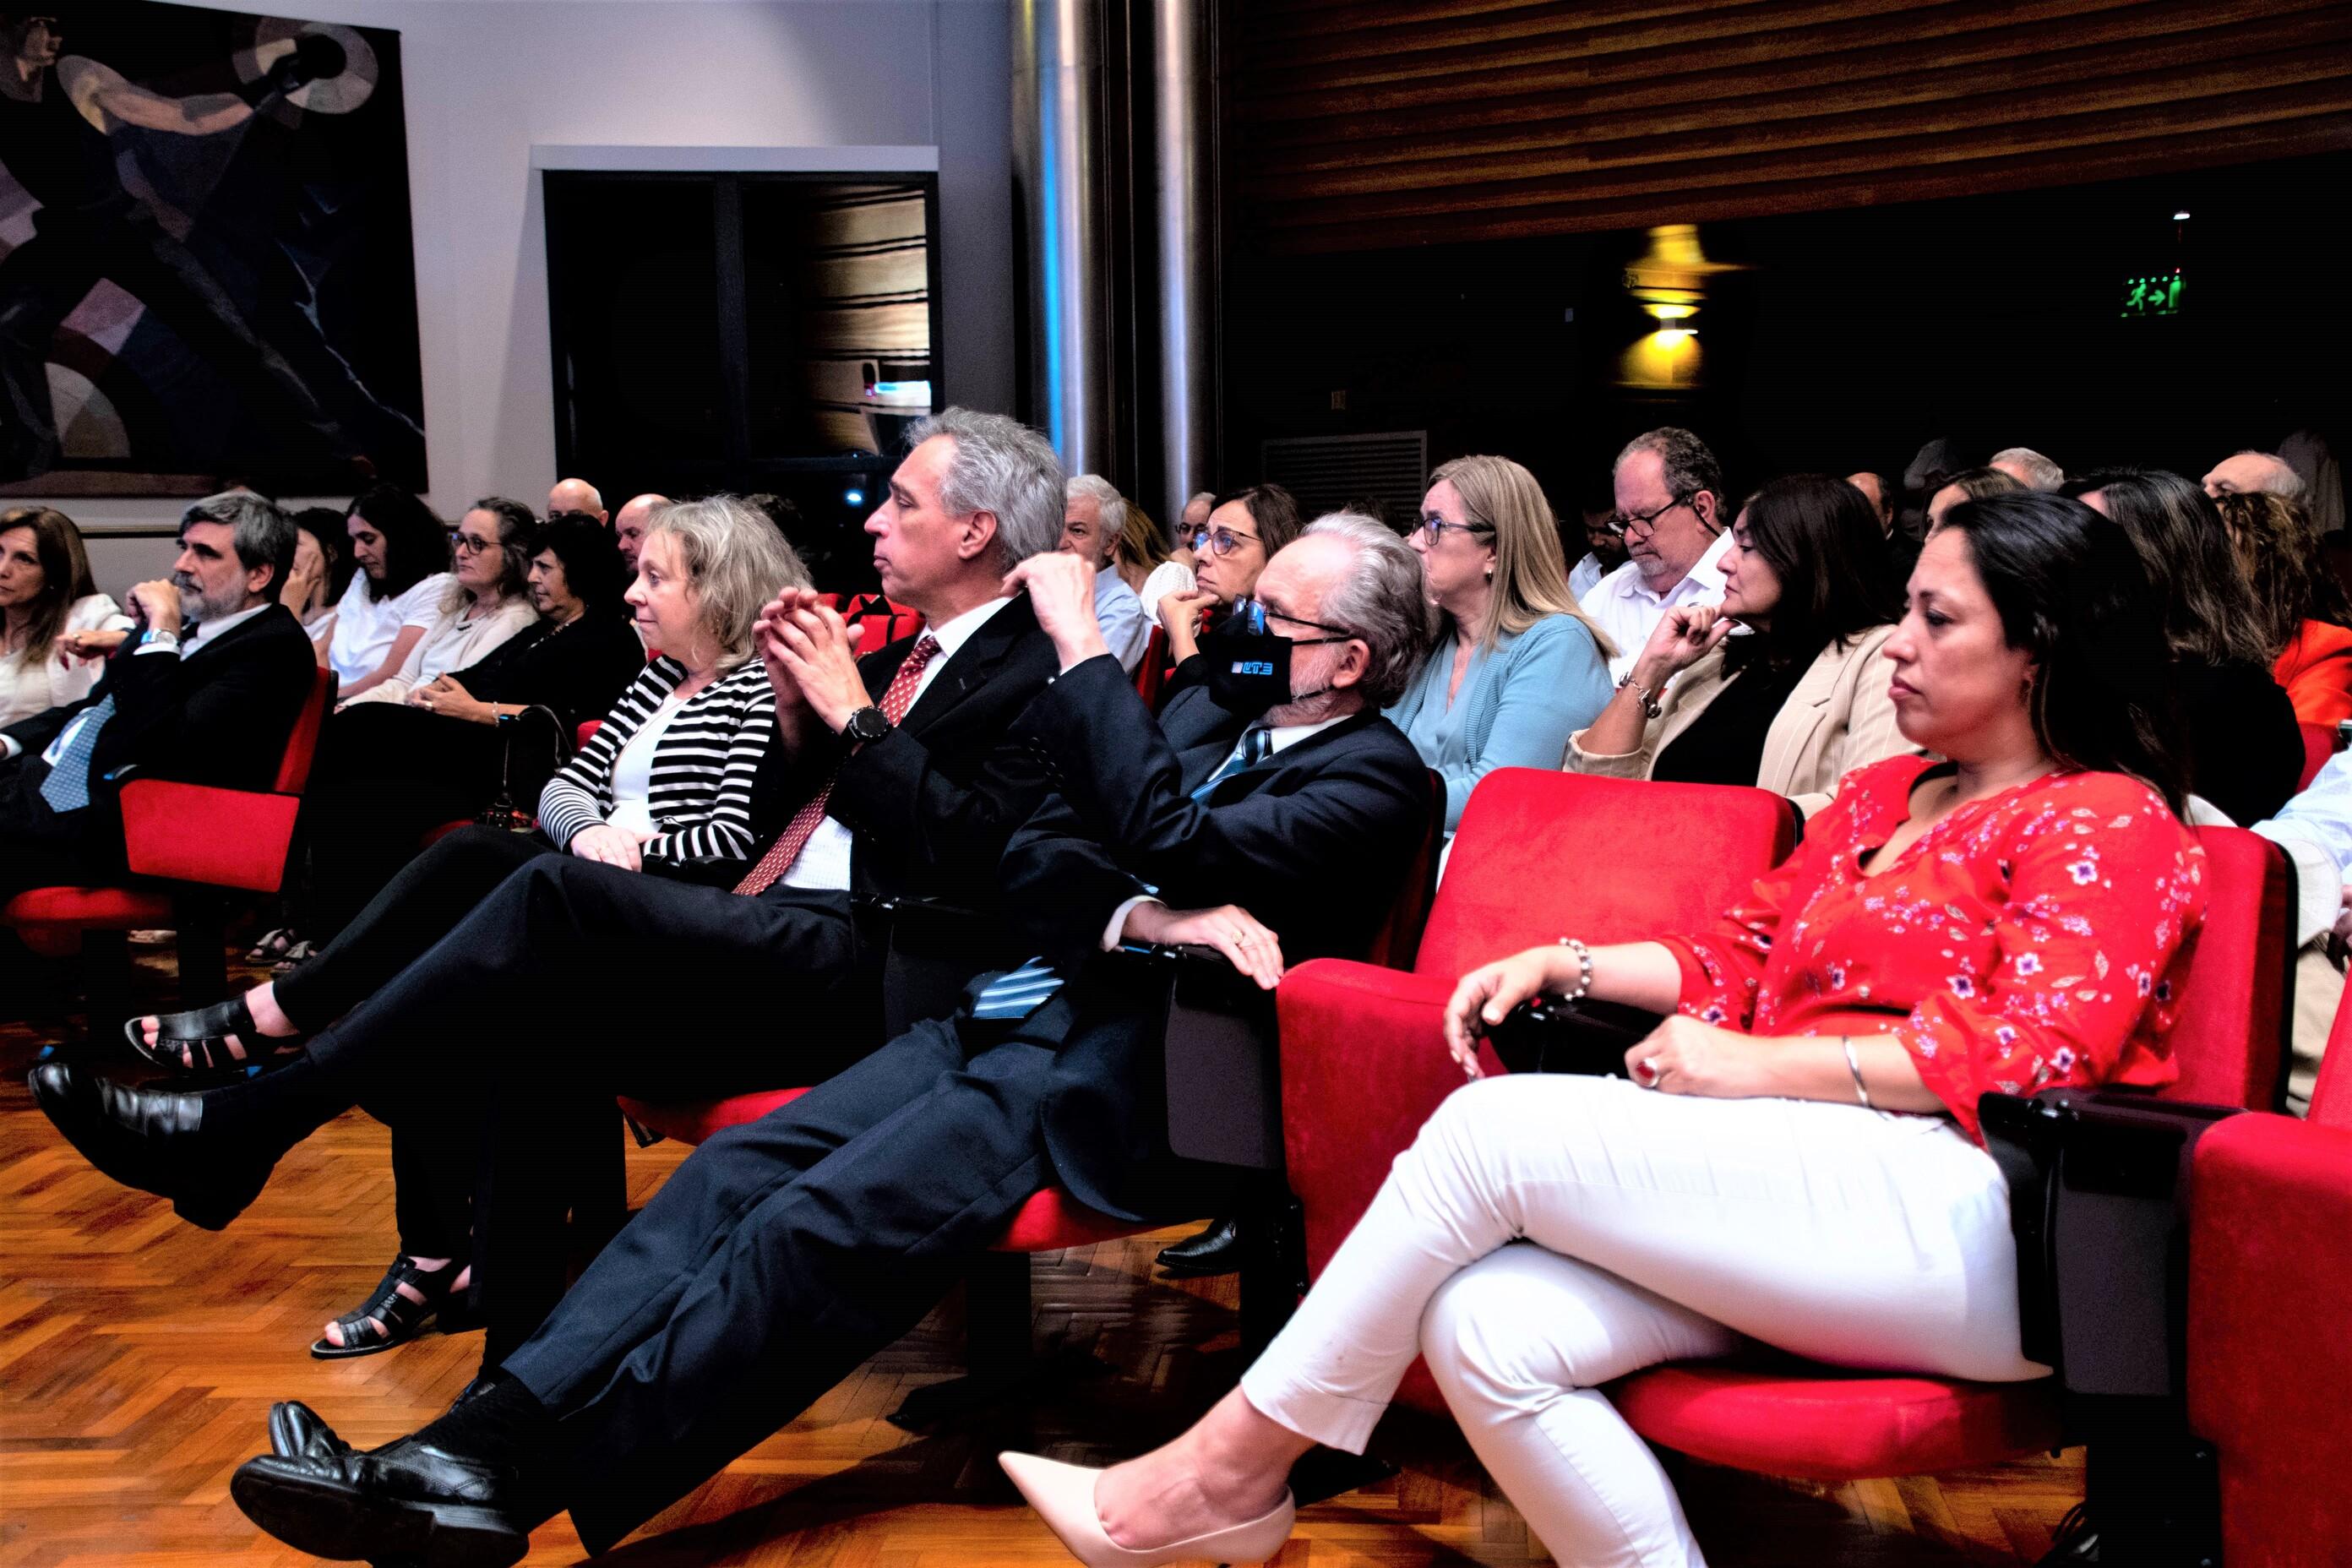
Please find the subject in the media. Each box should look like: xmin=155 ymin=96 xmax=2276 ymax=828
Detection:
xmin=896 ymin=596 xmax=1033 ymax=737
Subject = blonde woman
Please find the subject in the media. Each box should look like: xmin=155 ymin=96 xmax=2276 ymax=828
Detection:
xmin=1109 ymin=495 xmax=1195 ymax=627
xmin=1386 ymin=455 xmax=1614 ymax=832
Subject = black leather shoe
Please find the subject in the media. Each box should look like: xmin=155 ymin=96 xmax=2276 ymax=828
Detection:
xmin=270 ymin=1401 xmax=352 ymax=1462
xmin=231 ymin=1440 xmax=533 ymax=1568
xmin=1155 ymin=1215 xmax=1244 ymax=1278
xmin=26 ymin=1061 xmax=273 ymax=1230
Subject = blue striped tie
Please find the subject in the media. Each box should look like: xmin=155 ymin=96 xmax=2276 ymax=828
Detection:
xmin=38 ymin=694 xmax=113 ymax=813
xmin=970 ymin=728 xmax=1273 ymax=1023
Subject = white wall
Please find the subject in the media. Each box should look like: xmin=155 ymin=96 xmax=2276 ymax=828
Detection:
xmin=35 ymin=0 xmax=1015 ymax=596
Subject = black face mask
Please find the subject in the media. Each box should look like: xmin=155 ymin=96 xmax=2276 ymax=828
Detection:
xmin=1199 ymin=599 xmax=1353 ymax=717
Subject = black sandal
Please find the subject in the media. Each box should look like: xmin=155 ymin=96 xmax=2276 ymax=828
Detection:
xmin=123 ymin=996 xmax=296 ymax=1073
xmin=308 ymin=1256 xmax=476 ymax=1360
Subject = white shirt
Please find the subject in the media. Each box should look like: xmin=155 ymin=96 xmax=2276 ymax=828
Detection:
xmin=779 ymin=596 xmax=1015 ymax=892
xmin=0 ymin=592 xmax=132 ymax=727
xmin=1137 ymin=560 xmax=1196 ymax=628
xmin=2255 ymin=745 xmax=2352 ymax=945
xmin=1094 ymin=568 xmax=1151 ymax=672
xmin=340 ymin=594 xmax=539 ymax=707
xmin=321 ymin=571 xmax=452 ymax=687
xmin=1102 ymin=712 xmax=1352 ymax=948
xmin=1567 ymin=551 xmax=1608 ymax=602
xmin=1578 ymin=529 xmax=1734 ymax=681
xmin=606 ymin=690 xmax=690 ymax=838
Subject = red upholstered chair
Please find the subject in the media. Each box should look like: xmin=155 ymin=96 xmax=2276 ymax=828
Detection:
xmin=1132 ymin=623 xmax=1170 ymax=710
xmin=1280 ymin=769 xmax=1798 ymax=1413
xmin=2186 ymin=994 xmax=2352 ymax=1565
xmin=822 ymin=593 xmax=924 ymax=656
xmin=2297 ymin=721 xmax=2338 ymax=791
xmin=4 ymin=666 xmax=336 ymax=1026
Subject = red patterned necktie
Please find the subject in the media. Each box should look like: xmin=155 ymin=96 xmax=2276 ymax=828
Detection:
xmin=733 ymin=634 xmax=940 ymax=896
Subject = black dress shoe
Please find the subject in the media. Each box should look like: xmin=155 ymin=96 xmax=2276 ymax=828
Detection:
xmin=1155 ymin=1214 xmax=1244 ymax=1278
xmin=270 ymin=1401 xmax=352 ymax=1461
xmin=231 ymin=1440 xmax=534 ymax=1568
xmin=26 ymin=1062 xmax=273 ymax=1230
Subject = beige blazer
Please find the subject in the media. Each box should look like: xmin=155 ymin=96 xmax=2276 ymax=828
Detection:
xmin=1565 ymin=623 xmax=1913 ymax=819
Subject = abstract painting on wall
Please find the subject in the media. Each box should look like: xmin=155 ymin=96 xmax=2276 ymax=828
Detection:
xmin=0 ymin=4 xmax=424 ymax=495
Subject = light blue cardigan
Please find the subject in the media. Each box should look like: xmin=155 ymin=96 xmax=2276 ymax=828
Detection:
xmin=1386 ymin=612 xmax=1613 ymax=831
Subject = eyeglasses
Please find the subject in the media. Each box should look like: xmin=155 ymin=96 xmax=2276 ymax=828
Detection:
xmin=1190 ymin=525 xmax=1262 ymax=558
xmin=452 ymin=533 xmax=497 ymax=555
xmin=1412 ymin=515 xmax=1495 ymax=545
xmin=1603 ymin=491 xmax=1698 ymax=539
xmin=1233 ymin=596 xmax=1353 ymax=641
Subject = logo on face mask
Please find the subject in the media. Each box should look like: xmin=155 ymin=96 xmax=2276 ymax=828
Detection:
xmin=1197 ymin=599 xmax=1354 ymax=716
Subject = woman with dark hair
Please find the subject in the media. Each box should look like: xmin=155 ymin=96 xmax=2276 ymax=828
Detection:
xmin=0 ymin=504 xmax=130 ymax=725
xmin=282 ymin=507 xmax=356 ymax=631
xmin=316 ymin=486 xmax=453 ymax=702
xmin=340 ymin=498 xmax=541 ymax=709
xmin=2069 ymin=467 xmax=2302 ymax=825
xmin=1160 ymin=482 xmax=1305 ymax=668
xmin=1009 ymin=492 xmax=2208 ymax=1568
xmin=1567 ymin=473 xmax=1912 ymax=815
xmin=2219 ymin=489 xmax=2352 ymax=725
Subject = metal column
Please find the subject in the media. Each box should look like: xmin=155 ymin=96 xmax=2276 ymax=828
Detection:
xmin=1010 ymin=0 xmax=1113 ymax=475
xmin=1152 ymin=0 xmax=1214 ymax=523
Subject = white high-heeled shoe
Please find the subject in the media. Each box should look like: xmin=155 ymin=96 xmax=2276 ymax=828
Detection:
xmin=998 ymin=1451 xmax=1296 ymax=1567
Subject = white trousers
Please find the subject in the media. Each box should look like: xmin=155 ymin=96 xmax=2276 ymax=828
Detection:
xmin=1239 ymin=1075 xmax=2043 ymax=1568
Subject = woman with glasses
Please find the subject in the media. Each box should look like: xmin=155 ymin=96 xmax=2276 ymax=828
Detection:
xmin=1161 ymin=482 xmax=1304 ymax=671
xmin=1567 ymin=473 xmax=1910 ymax=818
xmin=338 ymin=498 xmax=542 ymax=709
xmin=1387 ymin=455 xmax=1614 ymax=833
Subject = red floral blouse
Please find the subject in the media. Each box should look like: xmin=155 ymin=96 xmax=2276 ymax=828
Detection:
xmin=1660 ymin=754 xmax=2208 ymax=1141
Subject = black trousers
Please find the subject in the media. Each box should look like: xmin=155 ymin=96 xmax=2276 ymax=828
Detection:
xmin=501 ymin=1000 xmax=1089 ymax=1553
xmin=0 ymin=751 xmax=112 ymax=898
xmin=291 ymin=852 xmax=879 ymax=1360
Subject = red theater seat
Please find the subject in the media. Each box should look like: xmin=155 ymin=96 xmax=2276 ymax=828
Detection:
xmin=4 ymin=666 xmax=335 ymax=1021
xmin=2300 ymin=721 xmax=2338 ymax=790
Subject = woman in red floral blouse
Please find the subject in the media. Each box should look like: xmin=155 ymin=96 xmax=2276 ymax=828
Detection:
xmin=1009 ymin=492 xmax=2208 ymax=1568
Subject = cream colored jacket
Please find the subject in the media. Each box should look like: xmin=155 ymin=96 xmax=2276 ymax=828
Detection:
xmin=1564 ymin=623 xmax=1913 ymax=819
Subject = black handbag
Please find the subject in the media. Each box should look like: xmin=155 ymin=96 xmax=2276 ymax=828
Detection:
xmin=1479 ymin=995 xmax=1663 ymax=1077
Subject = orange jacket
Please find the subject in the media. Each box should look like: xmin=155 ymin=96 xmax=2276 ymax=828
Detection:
xmin=2275 ymin=619 xmax=2352 ymax=726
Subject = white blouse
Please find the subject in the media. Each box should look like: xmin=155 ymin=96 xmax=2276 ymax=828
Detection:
xmin=339 ymin=594 xmax=539 ymax=707
xmin=320 ymin=570 xmax=453 ymax=687
xmin=1138 ymin=560 xmax=1197 ymax=626
xmin=0 ymin=592 xmax=133 ymax=727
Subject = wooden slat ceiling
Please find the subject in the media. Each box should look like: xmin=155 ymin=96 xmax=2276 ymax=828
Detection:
xmin=1225 ymin=0 xmax=2352 ymax=251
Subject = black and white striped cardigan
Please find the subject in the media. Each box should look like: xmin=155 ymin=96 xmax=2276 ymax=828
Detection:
xmin=536 ymin=656 xmax=775 ymax=865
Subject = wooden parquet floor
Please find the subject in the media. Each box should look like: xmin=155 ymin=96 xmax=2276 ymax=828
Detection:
xmin=1 ymin=945 xmax=2086 ymax=1565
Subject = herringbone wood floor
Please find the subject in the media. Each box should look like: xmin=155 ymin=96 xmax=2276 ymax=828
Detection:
xmin=2 ymin=945 xmax=2085 ymax=1565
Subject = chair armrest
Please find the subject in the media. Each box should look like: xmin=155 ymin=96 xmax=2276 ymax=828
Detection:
xmin=1277 ymin=959 xmax=1491 ymax=1279
xmin=2187 ymin=1113 xmax=2352 ymax=1562
xmin=117 ymin=779 xmax=301 ymax=893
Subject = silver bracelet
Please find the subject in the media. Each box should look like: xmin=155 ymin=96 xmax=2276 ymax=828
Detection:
xmin=1842 ymin=1035 xmax=1874 ymax=1109
xmin=1555 ymin=936 xmax=1593 ymax=1003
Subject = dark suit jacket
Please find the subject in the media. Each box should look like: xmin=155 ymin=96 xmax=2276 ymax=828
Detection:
xmin=998 ymin=653 xmax=1429 ymax=1221
xmin=1 ymin=602 xmax=314 ymax=866
xmin=747 ymin=593 xmax=1060 ymax=913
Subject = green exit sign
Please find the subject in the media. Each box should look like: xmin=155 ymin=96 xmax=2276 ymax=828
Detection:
xmin=2121 ymin=271 xmax=2185 ymax=318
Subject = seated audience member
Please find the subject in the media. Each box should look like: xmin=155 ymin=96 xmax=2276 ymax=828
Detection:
xmin=609 ymin=492 xmax=665 ymax=574
xmin=1989 ymin=446 xmax=2066 ymax=491
xmin=1925 ymin=465 xmax=2025 ymax=526
xmin=1568 ymin=473 xmax=1910 ymax=816
xmin=103 ymin=413 xmax=1063 ymax=1360
xmin=315 ymin=487 xmax=454 ymax=703
xmin=1392 ymin=455 xmax=1613 ymax=831
xmin=120 ymin=515 xmax=1436 ymax=1562
xmin=339 ymin=498 xmax=540 ymax=709
xmin=1062 ymin=475 xmax=1151 ymax=670
xmin=1161 ymin=482 xmax=1305 ymax=670
xmin=1845 ymin=471 xmax=1897 ymax=534
xmin=1109 ymin=493 xmax=1195 ymax=629
xmin=1565 ymin=483 xmax=1630 ymax=600
xmin=0 ymin=506 xmax=131 ymax=727
xmin=2252 ymin=747 xmax=2352 ymax=1115
xmin=2219 ymin=489 xmax=2352 ymax=726
xmin=2072 ymin=468 xmax=2303 ymax=825
xmin=0 ymin=493 xmax=314 ymax=898
xmin=1580 ymin=427 xmax=1733 ymax=680
xmin=1001 ymin=490 xmax=2207 ymax=1568
xmin=282 ymin=507 xmax=355 ymax=632
xmin=1175 ymin=489 xmax=1214 ymax=570
xmin=277 ymin=515 xmax=646 ymax=954
xmin=2202 ymin=449 xmax=2304 ymax=500
xmin=547 ymin=476 xmax=606 ymax=525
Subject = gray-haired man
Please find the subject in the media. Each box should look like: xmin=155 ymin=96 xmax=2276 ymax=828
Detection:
xmin=0 ymin=492 xmax=312 ymax=895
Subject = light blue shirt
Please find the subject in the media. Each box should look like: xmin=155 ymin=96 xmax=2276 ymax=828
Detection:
xmin=2255 ymin=744 xmax=2352 ymax=943
xmin=1094 ymin=568 xmax=1150 ymax=672
xmin=1385 ymin=612 xmax=1612 ymax=832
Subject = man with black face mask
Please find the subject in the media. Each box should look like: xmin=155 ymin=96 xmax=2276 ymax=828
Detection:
xmin=215 ymin=517 xmax=1434 ymax=1568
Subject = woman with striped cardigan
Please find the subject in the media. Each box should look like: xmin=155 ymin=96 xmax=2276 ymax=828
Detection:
xmin=128 ymin=496 xmax=808 ymax=1356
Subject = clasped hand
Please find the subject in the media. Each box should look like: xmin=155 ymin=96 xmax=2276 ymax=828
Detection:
xmin=755 ymin=588 xmax=866 ymax=733
xmin=407 ymin=675 xmax=491 ymax=723
xmin=1124 ymin=901 xmax=1286 ymax=989
xmin=569 ymin=823 xmax=652 ymax=872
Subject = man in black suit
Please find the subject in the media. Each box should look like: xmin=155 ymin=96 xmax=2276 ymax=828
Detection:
xmin=0 ymin=491 xmax=312 ymax=897
xmin=215 ymin=514 xmax=1434 ymax=1565
xmin=31 ymin=410 xmax=1070 ymax=1361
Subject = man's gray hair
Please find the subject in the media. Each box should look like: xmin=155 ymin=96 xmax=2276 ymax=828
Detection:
xmin=647 ymin=495 xmax=813 ymax=667
xmin=1990 ymin=446 xmax=2066 ymax=491
xmin=907 ymin=407 xmax=1064 ymax=568
xmin=2234 ymin=449 xmax=2306 ymax=498
xmin=1066 ymin=474 xmax=1130 ymax=545
xmin=1614 ymin=427 xmax=1725 ymax=509
xmin=1302 ymin=511 xmax=1432 ymax=708
xmin=183 ymin=489 xmax=296 ymax=596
